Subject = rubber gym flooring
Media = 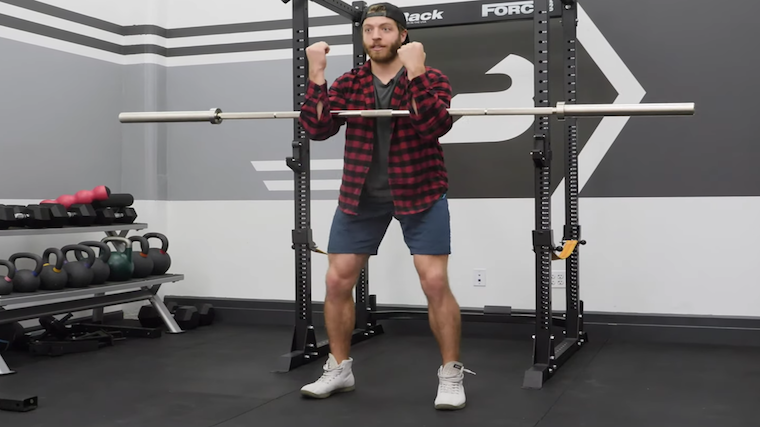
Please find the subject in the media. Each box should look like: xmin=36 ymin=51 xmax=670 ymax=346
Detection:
xmin=0 ymin=318 xmax=757 ymax=427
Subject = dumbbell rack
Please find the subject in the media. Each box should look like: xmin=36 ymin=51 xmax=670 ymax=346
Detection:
xmin=0 ymin=222 xmax=184 ymax=376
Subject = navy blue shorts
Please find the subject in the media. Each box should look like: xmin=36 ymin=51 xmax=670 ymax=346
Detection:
xmin=327 ymin=194 xmax=451 ymax=256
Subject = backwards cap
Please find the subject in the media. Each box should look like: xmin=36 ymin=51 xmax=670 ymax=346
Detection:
xmin=360 ymin=3 xmax=410 ymax=44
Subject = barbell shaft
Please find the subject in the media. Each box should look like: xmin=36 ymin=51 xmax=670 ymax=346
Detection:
xmin=118 ymin=102 xmax=695 ymax=124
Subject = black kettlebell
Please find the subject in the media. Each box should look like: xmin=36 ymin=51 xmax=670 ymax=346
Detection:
xmin=101 ymin=237 xmax=133 ymax=281
xmin=39 ymin=247 xmax=68 ymax=291
xmin=75 ymin=241 xmax=111 ymax=285
xmin=61 ymin=244 xmax=96 ymax=288
xmin=144 ymin=232 xmax=171 ymax=275
xmin=0 ymin=260 xmax=14 ymax=296
xmin=9 ymin=253 xmax=43 ymax=293
xmin=128 ymin=235 xmax=153 ymax=279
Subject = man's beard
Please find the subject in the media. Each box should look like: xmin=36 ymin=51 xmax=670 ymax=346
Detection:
xmin=364 ymin=38 xmax=403 ymax=64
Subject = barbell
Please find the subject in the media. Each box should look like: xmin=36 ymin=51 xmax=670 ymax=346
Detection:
xmin=118 ymin=102 xmax=695 ymax=124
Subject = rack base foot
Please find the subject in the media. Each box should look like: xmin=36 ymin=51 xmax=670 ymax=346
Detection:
xmin=0 ymin=395 xmax=37 ymax=412
xmin=522 ymin=332 xmax=588 ymax=389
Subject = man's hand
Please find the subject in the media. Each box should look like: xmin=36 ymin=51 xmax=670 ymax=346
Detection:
xmin=398 ymin=42 xmax=426 ymax=80
xmin=306 ymin=41 xmax=330 ymax=85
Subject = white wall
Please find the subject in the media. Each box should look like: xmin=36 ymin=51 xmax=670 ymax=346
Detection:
xmin=163 ymin=197 xmax=760 ymax=318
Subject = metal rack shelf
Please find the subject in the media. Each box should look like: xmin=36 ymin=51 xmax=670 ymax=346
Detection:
xmin=0 ymin=223 xmax=147 ymax=237
xmin=0 ymin=222 xmax=184 ymax=376
xmin=0 ymin=274 xmax=183 ymax=308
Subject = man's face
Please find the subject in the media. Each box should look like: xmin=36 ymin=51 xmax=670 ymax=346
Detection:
xmin=362 ymin=16 xmax=406 ymax=64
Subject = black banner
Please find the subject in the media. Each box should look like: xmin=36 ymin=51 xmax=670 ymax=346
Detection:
xmin=401 ymin=0 xmax=562 ymax=29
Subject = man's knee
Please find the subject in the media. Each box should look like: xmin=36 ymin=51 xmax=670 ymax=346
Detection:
xmin=325 ymin=254 xmax=368 ymax=299
xmin=416 ymin=256 xmax=450 ymax=301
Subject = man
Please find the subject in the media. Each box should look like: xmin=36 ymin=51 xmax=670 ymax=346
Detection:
xmin=298 ymin=2 xmax=473 ymax=410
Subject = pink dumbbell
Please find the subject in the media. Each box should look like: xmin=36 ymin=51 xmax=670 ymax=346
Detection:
xmin=41 ymin=194 xmax=77 ymax=209
xmin=73 ymin=185 xmax=111 ymax=204
xmin=41 ymin=186 xmax=110 ymax=208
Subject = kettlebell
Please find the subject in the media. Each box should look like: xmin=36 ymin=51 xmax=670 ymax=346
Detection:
xmin=39 ymin=247 xmax=68 ymax=291
xmin=0 ymin=260 xmax=14 ymax=296
xmin=128 ymin=235 xmax=153 ymax=279
xmin=101 ymin=236 xmax=133 ymax=281
xmin=61 ymin=244 xmax=96 ymax=288
xmin=9 ymin=252 xmax=43 ymax=293
xmin=75 ymin=241 xmax=111 ymax=285
xmin=144 ymin=232 xmax=171 ymax=275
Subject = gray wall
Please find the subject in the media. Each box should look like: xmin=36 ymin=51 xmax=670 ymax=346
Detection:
xmin=165 ymin=58 xmax=349 ymax=201
xmin=0 ymin=37 xmax=123 ymax=199
xmin=0 ymin=1 xmax=168 ymax=200
xmin=121 ymin=64 xmax=168 ymax=200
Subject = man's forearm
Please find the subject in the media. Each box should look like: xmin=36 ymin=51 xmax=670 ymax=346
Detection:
xmin=309 ymin=68 xmax=326 ymax=119
xmin=406 ymin=71 xmax=453 ymax=139
xmin=408 ymin=66 xmax=424 ymax=115
xmin=309 ymin=68 xmax=326 ymax=85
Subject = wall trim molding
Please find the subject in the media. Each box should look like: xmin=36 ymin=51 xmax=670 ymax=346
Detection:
xmin=164 ymin=296 xmax=760 ymax=348
xmin=0 ymin=0 xmax=350 ymax=58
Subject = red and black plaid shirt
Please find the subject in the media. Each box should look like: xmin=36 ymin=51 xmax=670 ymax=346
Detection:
xmin=299 ymin=60 xmax=453 ymax=215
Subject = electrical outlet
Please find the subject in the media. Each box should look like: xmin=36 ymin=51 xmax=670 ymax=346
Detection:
xmin=551 ymin=270 xmax=566 ymax=288
xmin=473 ymin=269 xmax=486 ymax=287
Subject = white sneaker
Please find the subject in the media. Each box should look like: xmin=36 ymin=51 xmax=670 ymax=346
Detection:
xmin=434 ymin=361 xmax=475 ymax=410
xmin=300 ymin=353 xmax=356 ymax=399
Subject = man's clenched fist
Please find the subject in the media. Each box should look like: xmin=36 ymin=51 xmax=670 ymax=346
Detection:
xmin=398 ymin=42 xmax=426 ymax=79
xmin=306 ymin=41 xmax=330 ymax=72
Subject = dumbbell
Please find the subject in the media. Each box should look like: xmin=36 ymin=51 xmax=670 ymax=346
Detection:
xmin=166 ymin=301 xmax=216 ymax=326
xmin=197 ymin=304 xmax=216 ymax=326
xmin=0 ymin=205 xmax=53 ymax=229
xmin=138 ymin=302 xmax=215 ymax=330
xmin=167 ymin=302 xmax=215 ymax=326
xmin=91 ymin=193 xmax=133 ymax=209
xmin=40 ymin=185 xmax=111 ymax=209
xmin=39 ymin=203 xmax=98 ymax=227
xmin=85 ymin=193 xmax=137 ymax=225
xmin=0 ymin=204 xmax=92 ymax=229
xmin=95 ymin=207 xmax=138 ymax=225
xmin=73 ymin=186 xmax=110 ymax=204
xmin=172 ymin=305 xmax=200 ymax=330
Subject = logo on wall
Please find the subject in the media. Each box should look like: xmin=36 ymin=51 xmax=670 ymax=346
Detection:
xmin=404 ymin=9 xmax=445 ymax=24
xmin=481 ymin=1 xmax=555 ymax=18
xmin=439 ymin=54 xmax=534 ymax=144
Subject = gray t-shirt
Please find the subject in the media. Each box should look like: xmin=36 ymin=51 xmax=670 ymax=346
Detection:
xmin=361 ymin=67 xmax=406 ymax=203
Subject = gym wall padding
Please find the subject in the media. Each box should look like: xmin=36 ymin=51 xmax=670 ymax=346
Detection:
xmin=0 ymin=0 xmax=758 ymax=325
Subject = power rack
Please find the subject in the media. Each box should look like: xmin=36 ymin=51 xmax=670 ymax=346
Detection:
xmin=277 ymin=0 xmax=587 ymax=389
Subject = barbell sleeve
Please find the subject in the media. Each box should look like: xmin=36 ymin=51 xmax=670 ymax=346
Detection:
xmin=118 ymin=108 xmax=223 ymax=124
xmin=118 ymin=102 xmax=695 ymax=124
xmin=556 ymin=102 xmax=695 ymax=117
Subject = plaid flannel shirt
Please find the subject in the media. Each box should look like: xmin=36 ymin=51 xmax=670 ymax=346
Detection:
xmin=299 ymin=60 xmax=453 ymax=215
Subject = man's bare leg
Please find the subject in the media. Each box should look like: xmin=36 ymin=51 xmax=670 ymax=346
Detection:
xmin=413 ymin=254 xmax=461 ymax=364
xmin=324 ymin=253 xmax=369 ymax=363
xmin=300 ymin=253 xmax=368 ymax=399
xmin=414 ymin=253 xmax=471 ymax=410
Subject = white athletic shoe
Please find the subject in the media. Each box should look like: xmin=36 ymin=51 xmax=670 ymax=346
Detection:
xmin=434 ymin=361 xmax=475 ymax=410
xmin=300 ymin=353 xmax=356 ymax=398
